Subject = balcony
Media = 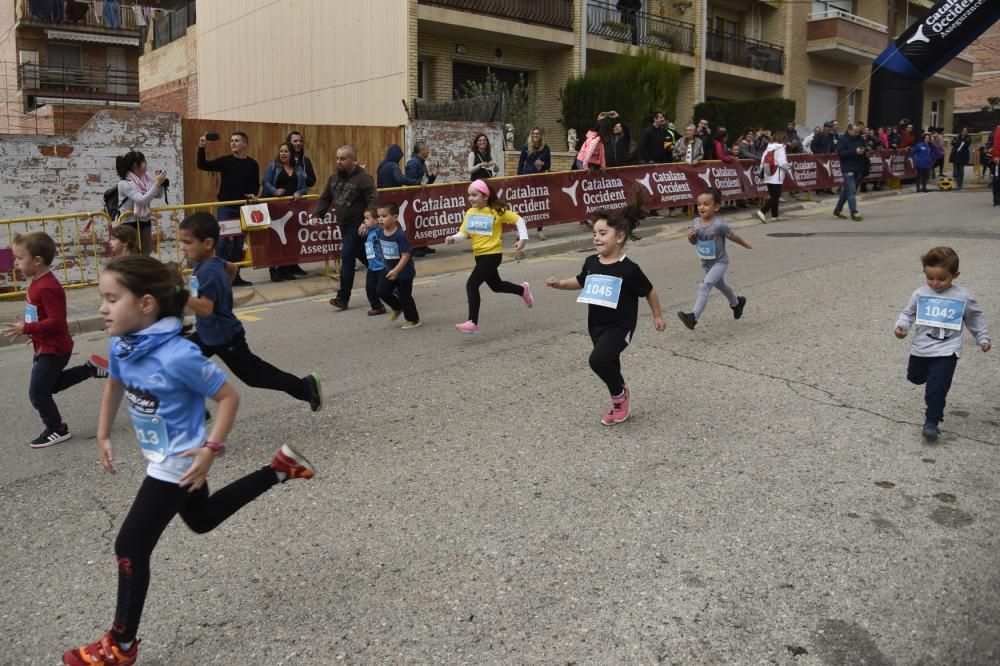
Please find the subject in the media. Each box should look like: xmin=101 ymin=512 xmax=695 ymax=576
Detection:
xmin=806 ymin=9 xmax=888 ymax=64
xmin=151 ymin=0 xmax=196 ymax=50
xmin=16 ymin=0 xmax=142 ymax=32
xmin=586 ymin=0 xmax=695 ymax=56
xmin=417 ymin=0 xmax=573 ymax=31
xmin=705 ymin=31 xmax=783 ymax=75
xmin=928 ymin=56 xmax=975 ymax=88
xmin=19 ymin=62 xmax=139 ymax=104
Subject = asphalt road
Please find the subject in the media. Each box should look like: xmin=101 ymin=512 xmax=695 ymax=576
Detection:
xmin=1 ymin=188 xmax=998 ymax=665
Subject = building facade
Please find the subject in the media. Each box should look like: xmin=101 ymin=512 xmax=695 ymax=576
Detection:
xmin=138 ymin=0 xmax=975 ymax=143
xmin=1 ymin=0 xmax=144 ymax=134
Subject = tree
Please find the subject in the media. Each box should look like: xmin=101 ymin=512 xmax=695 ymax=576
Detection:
xmin=987 ymin=96 xmax=1000 ymax=110
xmin=460 ymin=70 xmax=537 ymax=148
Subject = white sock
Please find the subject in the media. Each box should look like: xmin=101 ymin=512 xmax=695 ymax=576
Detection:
xmin=274 ymin=470 xmax=287 ymax=482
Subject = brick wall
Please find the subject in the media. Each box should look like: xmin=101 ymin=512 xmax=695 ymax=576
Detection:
xmin=0 ymin=110 xmax=183 ymax=219
xmin=405 ymin=120 xmax=503 ymax=183
xmin=955 ymin=24 xmax=1000 ymax=113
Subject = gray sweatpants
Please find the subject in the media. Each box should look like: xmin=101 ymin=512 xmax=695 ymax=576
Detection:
xmin=693 ymin=261 xmax=738 ymax=318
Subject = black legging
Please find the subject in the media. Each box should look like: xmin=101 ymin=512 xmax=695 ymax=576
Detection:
xmin=917 ymin=168 xmax=931 ymax=192
xmin=589 ymin=327 xmax=631 ymax=396
xmin=466 ymin=253 xmax=523 ymax=324
xmin=759 ymin=183 xmax=782 ymax=218
xmin=111 ymin=470 xmax=277 ymax=643
xmin=377 ymin=275 xmax=420 ymax=323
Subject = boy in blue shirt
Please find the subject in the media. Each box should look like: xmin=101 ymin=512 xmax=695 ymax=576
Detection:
xmin=375 ymin=202 xmax=421 ymax=329
xmin=178 ymin=213 xmax=322 ymax=411
xmin=359 ymin=207 xmax=387 ymax=316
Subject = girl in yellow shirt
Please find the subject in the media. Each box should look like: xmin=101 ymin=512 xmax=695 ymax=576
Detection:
xmin=445 ymin=179 xmax=532 ymax=333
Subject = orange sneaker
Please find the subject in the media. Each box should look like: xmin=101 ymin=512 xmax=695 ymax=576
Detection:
xmin=63 ymin=631 xmax=139 ymax=665
xmin=270 ymin=444 xmax=316 ymax=481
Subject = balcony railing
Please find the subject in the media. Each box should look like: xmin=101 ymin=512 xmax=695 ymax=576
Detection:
xmin=152 ymin=1 xmax=196 ymax=50
xmin=16 ymin=0 xmax=141 ymax=31
xmin=808 ymin=9 xmax=887 ymax=32
xmin=418 ymin=0 xmax=573 ymax=31
xmin=705 ymin=31 xmax=783 ymax=74
xmin=587 ymin=0 xmax=695 ymax=55
xmin=19 ymin=62 xmax=139 ymax=101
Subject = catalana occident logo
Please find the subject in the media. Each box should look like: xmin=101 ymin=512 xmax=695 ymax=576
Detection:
xmin=889 ymin=152 xmax=908 ymax=177
xmin=638 ymin=169 xmax=691 ymax=205
xmin=404 ymin=192 xmax=466 ymax=242
xmin=290 ymin=209 xmax=342 ymax=257
xmin=501 ymin=183 xmax=550 ymax=224
xmin=704 ymin=165 xmax=743 ymax=198
xmin=791 ymin=159 xmax=818 ymax=188
xmin=575 ymin=175 xmax=626 ymax=214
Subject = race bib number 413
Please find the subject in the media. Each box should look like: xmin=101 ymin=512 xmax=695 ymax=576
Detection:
xmin=915 ymin=295 xmax=966 ymax=331
xmin=577 ymin=274 xmax=623 ymax=309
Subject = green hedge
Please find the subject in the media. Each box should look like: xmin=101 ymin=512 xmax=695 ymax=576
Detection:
xmin=692 ymin=98 xmax=796 ymax=134
xmin=560 ymin=49 xmax=681 ymax=140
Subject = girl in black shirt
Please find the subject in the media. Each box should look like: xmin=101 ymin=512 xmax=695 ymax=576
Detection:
xmin=546 ymin=193 xmax=666 ymax=426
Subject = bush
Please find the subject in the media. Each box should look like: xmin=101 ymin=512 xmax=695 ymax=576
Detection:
xmin=692 ymin=98 xmax=796 ymax=134
xmin=560 ymin=48 xmax=681 ymax=142
xmin=460 ymin=70 xmax=537 ymax=148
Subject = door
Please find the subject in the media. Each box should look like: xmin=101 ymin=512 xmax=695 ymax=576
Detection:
xmin=807 ymin=81 xmax=840 ymax=132
xmin=106 ymin=47 xmax=127 ymax=95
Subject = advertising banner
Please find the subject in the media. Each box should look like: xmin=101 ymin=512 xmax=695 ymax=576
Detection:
xmin=247 ymin=152 xmax=915 ymax=268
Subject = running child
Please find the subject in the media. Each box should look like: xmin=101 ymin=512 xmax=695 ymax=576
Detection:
xmin=676 ymin=187 xmax=750 ymax=330
xmin=445 ymin=179 xmax=532 ymax=333
xmin=894 ymin=246 xmax=990 ymax=441
xmin=178 ymin=212 xmax=323 ymax=410
xmin=2 ymin=232 xmax=106 ymax=448
xmin=376 ymin=202 xmax=421 ymax=329
xmin=109 ymin=225 xmax=140 ymax=256
xmin=62 ymin=255 xmax=316 ymax=666
xmin=359 ymin=207 xmax=387 ymax=316
xmin=545 ymin=194 xmax=666 ymax=425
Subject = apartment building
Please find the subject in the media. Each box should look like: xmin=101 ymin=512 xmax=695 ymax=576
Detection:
xmin=0 ymin=0 xmax=146 ymax=134
xmin=137 ymin=0 xmax=974 ymax=143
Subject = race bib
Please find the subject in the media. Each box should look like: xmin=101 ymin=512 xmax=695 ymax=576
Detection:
xmin=465 ymin=214 xmax=494 ymax=236
xmin=577 ymin=274 xmax=622 ymax=309
xmin=915 ymin=296 xmax=966 ymax=331
xmin=696 ymin=238 xmax=716 ymax=260
xmin=188 ymin=275 xmax=200 ymax=299
xmin=24 ymin=303 xmax=38 ymax=324
xmin=365 ymin=239 xmax=376 ymax=261
xmin=130 ymin=411 xmax=169 ymax=463
xmin=381 ymin=240 xmax=400 ymax=260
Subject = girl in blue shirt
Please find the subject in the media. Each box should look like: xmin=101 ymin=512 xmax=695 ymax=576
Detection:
xmin=62 ymin=256 xmax=317 ymax=666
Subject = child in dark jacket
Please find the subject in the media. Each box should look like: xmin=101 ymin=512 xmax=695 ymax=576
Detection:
xmin=377 ymin=144 xmax=421 ymax=189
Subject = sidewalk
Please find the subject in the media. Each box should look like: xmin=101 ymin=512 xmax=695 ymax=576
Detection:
xmin=0 ymin=184 xmax=973 ymax=347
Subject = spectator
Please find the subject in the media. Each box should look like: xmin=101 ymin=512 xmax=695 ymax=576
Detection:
xmin=988 ymin=119 xmax=1000 ymax=205
xmin=468 ymin=134 xmax=497 ymax=181
xmin=312 ymin=145 xmax=379 ymax=311
xmin=405 ymin=141 xmax=437 ymax=185
xmin=286 ymin=130 xmax=317 ymax=189
xmin=803 ymin=126 xmax=821 ymax=154
xmin=859 ymin=126 xmax=881 ymax=193
xmin=697 ymin=119 xmax=715 ymax=160
xmin=785 ymin=120 xmax=803 ymax=154
xmin=517 ymin=127 xmax=552 ymax=240
xmin=901 ymin=122 xmax=916 ymax=149
xmin=405 ymin=141 xmax=439 ymax=256
xmin=737 ymin=128 xmax=761 ymax=163
xmin=377 ymin=144 xmax=421 ymax=189
xmin=756 ymin=129 xmax=792 ymax=223
xmin=833 ymin=123 xmax=866 ymax=219
xmin=673 ymin=124 xmax=704 ymax=164
xmin=930 ymin=128 xmax=946 ymax=178
xmin=639 ymin=111 xmax=671 ymax=164
xmin=617 ymin=0 xmax=641 ymax=45
xmin=949 ymin=127 xmax=971 ymax=190
xmin=197 ymin=131 xmax=259 ymax=286
xmin=753 ymin=128 xmax=770 ymax=156
xmin=888 ymin=126 xmax=902 ymax=148
xmin=877 ymin=126 xmax=890 ymax=149
xmin=575 ymin=114 xmax=611 ymax=171
xmin=605 ymin=113 xmax=633 ymax=168
xmin=911 ymin=132 xmax=934 ymax=193
xmin=831 ymin=120 xmax=841 ymax=152
xmin=262 ymin=142 xmax=307 ymax=282
xmin=115 ymin=150 xmax=166 ymax=256
xmin=712 ymin=128 xmax=736 ymax=208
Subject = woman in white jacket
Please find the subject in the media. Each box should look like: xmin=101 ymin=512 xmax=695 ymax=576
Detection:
xmin=755 ymin=130 xmax=793 ymax=223
xmin=116 ymin=151 xmax=166 ymax=255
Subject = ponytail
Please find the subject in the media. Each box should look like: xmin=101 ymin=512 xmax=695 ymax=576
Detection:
xmin=481 ymin=181 xmax=509 ymax=216
xmin=592 ymin=189 xmax=646 ymax=244
xmin=115 ymin=151 xmax=146 ymax=180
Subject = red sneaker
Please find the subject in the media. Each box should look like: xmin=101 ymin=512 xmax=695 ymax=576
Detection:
xmin=63 ymin=631 xmax=139 ymax=665
xmin=600 ymin=386 xmax=631 ymax=426
xmin=270 ymin=444 xmax=316 ymax=481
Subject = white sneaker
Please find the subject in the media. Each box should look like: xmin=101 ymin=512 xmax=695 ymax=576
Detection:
xmin=755 ymin=210 xmax=767 ymax=224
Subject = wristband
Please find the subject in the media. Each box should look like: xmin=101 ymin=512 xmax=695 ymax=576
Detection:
xmin=203 ymin=441 xmax=225 ymax=456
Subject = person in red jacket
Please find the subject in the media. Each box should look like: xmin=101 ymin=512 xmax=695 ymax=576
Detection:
xmin=3 ymin=232 xmax=106 ymax=448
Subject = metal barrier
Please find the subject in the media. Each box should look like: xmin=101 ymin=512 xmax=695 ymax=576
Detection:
xmin=1 ymin=195 xmax=337 ymax=302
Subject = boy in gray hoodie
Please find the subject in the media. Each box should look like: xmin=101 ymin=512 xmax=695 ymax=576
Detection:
xmin=895 ymin=246 xmax=991 ymax=441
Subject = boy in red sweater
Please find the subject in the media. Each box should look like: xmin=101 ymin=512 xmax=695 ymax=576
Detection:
xmin=3 ymin=232 xmax=105 ymax=448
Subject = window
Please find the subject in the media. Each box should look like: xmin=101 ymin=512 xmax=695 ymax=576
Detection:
xmin=417 ymin=59 xmax=427 ymax=100
xmin=812 ymin=0 xmax=852 ymax=14
xmin=46 ymin=43 xmax=81 ymax=69
xmin=930 ymin=100 xmax=940 ymax=128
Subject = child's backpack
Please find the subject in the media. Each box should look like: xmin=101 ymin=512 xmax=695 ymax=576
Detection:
xmin=103 ymin=185 xmax=120 ymax=220
xmin=762 ymin=147 xmax=776 ymax=176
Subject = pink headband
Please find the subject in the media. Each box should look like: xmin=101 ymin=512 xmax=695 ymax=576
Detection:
xmin=470 ymin=179 xmax=490 ymax=196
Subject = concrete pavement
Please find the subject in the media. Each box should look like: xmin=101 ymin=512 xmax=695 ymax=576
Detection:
xmin=0 ymin=184 xmax=997 ymax=664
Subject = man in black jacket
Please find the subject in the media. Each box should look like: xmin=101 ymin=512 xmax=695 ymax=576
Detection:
xmin=639 ymin=112 xmax=671 ymax=163
xmin=311 ymin=145 xmax=379 ymax=312
xmin=949 ymin=127 xmax=971 ymax=190
xmin=832 ymin=123 xmax=866 ymax=221
xmin=197 ymin=131 xmax=259 ymax=286
xmin=287 ymin=131 xmax=317 ymax=189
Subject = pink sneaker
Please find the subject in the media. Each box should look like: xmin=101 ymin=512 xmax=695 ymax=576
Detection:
xmin=521 ymin=282 xmax=534 ymax=308
xmin=600 ymin=386 xmax=630 ymax=426
xmin=455 ymin=320 xmax=479 ymax=334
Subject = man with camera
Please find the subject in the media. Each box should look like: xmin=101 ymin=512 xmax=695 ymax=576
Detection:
xmin=197 ymin=131 xmax=260 ymax=286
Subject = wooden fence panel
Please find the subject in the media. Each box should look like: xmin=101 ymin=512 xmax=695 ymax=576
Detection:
xmin=181 ymin=119 xmax=403 ymax=206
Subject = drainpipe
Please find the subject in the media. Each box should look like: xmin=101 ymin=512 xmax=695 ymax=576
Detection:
xmin=581 ymin=0 xmax=588 ymax=74
xmin=698 ymin=0 xmax=707 ymax=103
